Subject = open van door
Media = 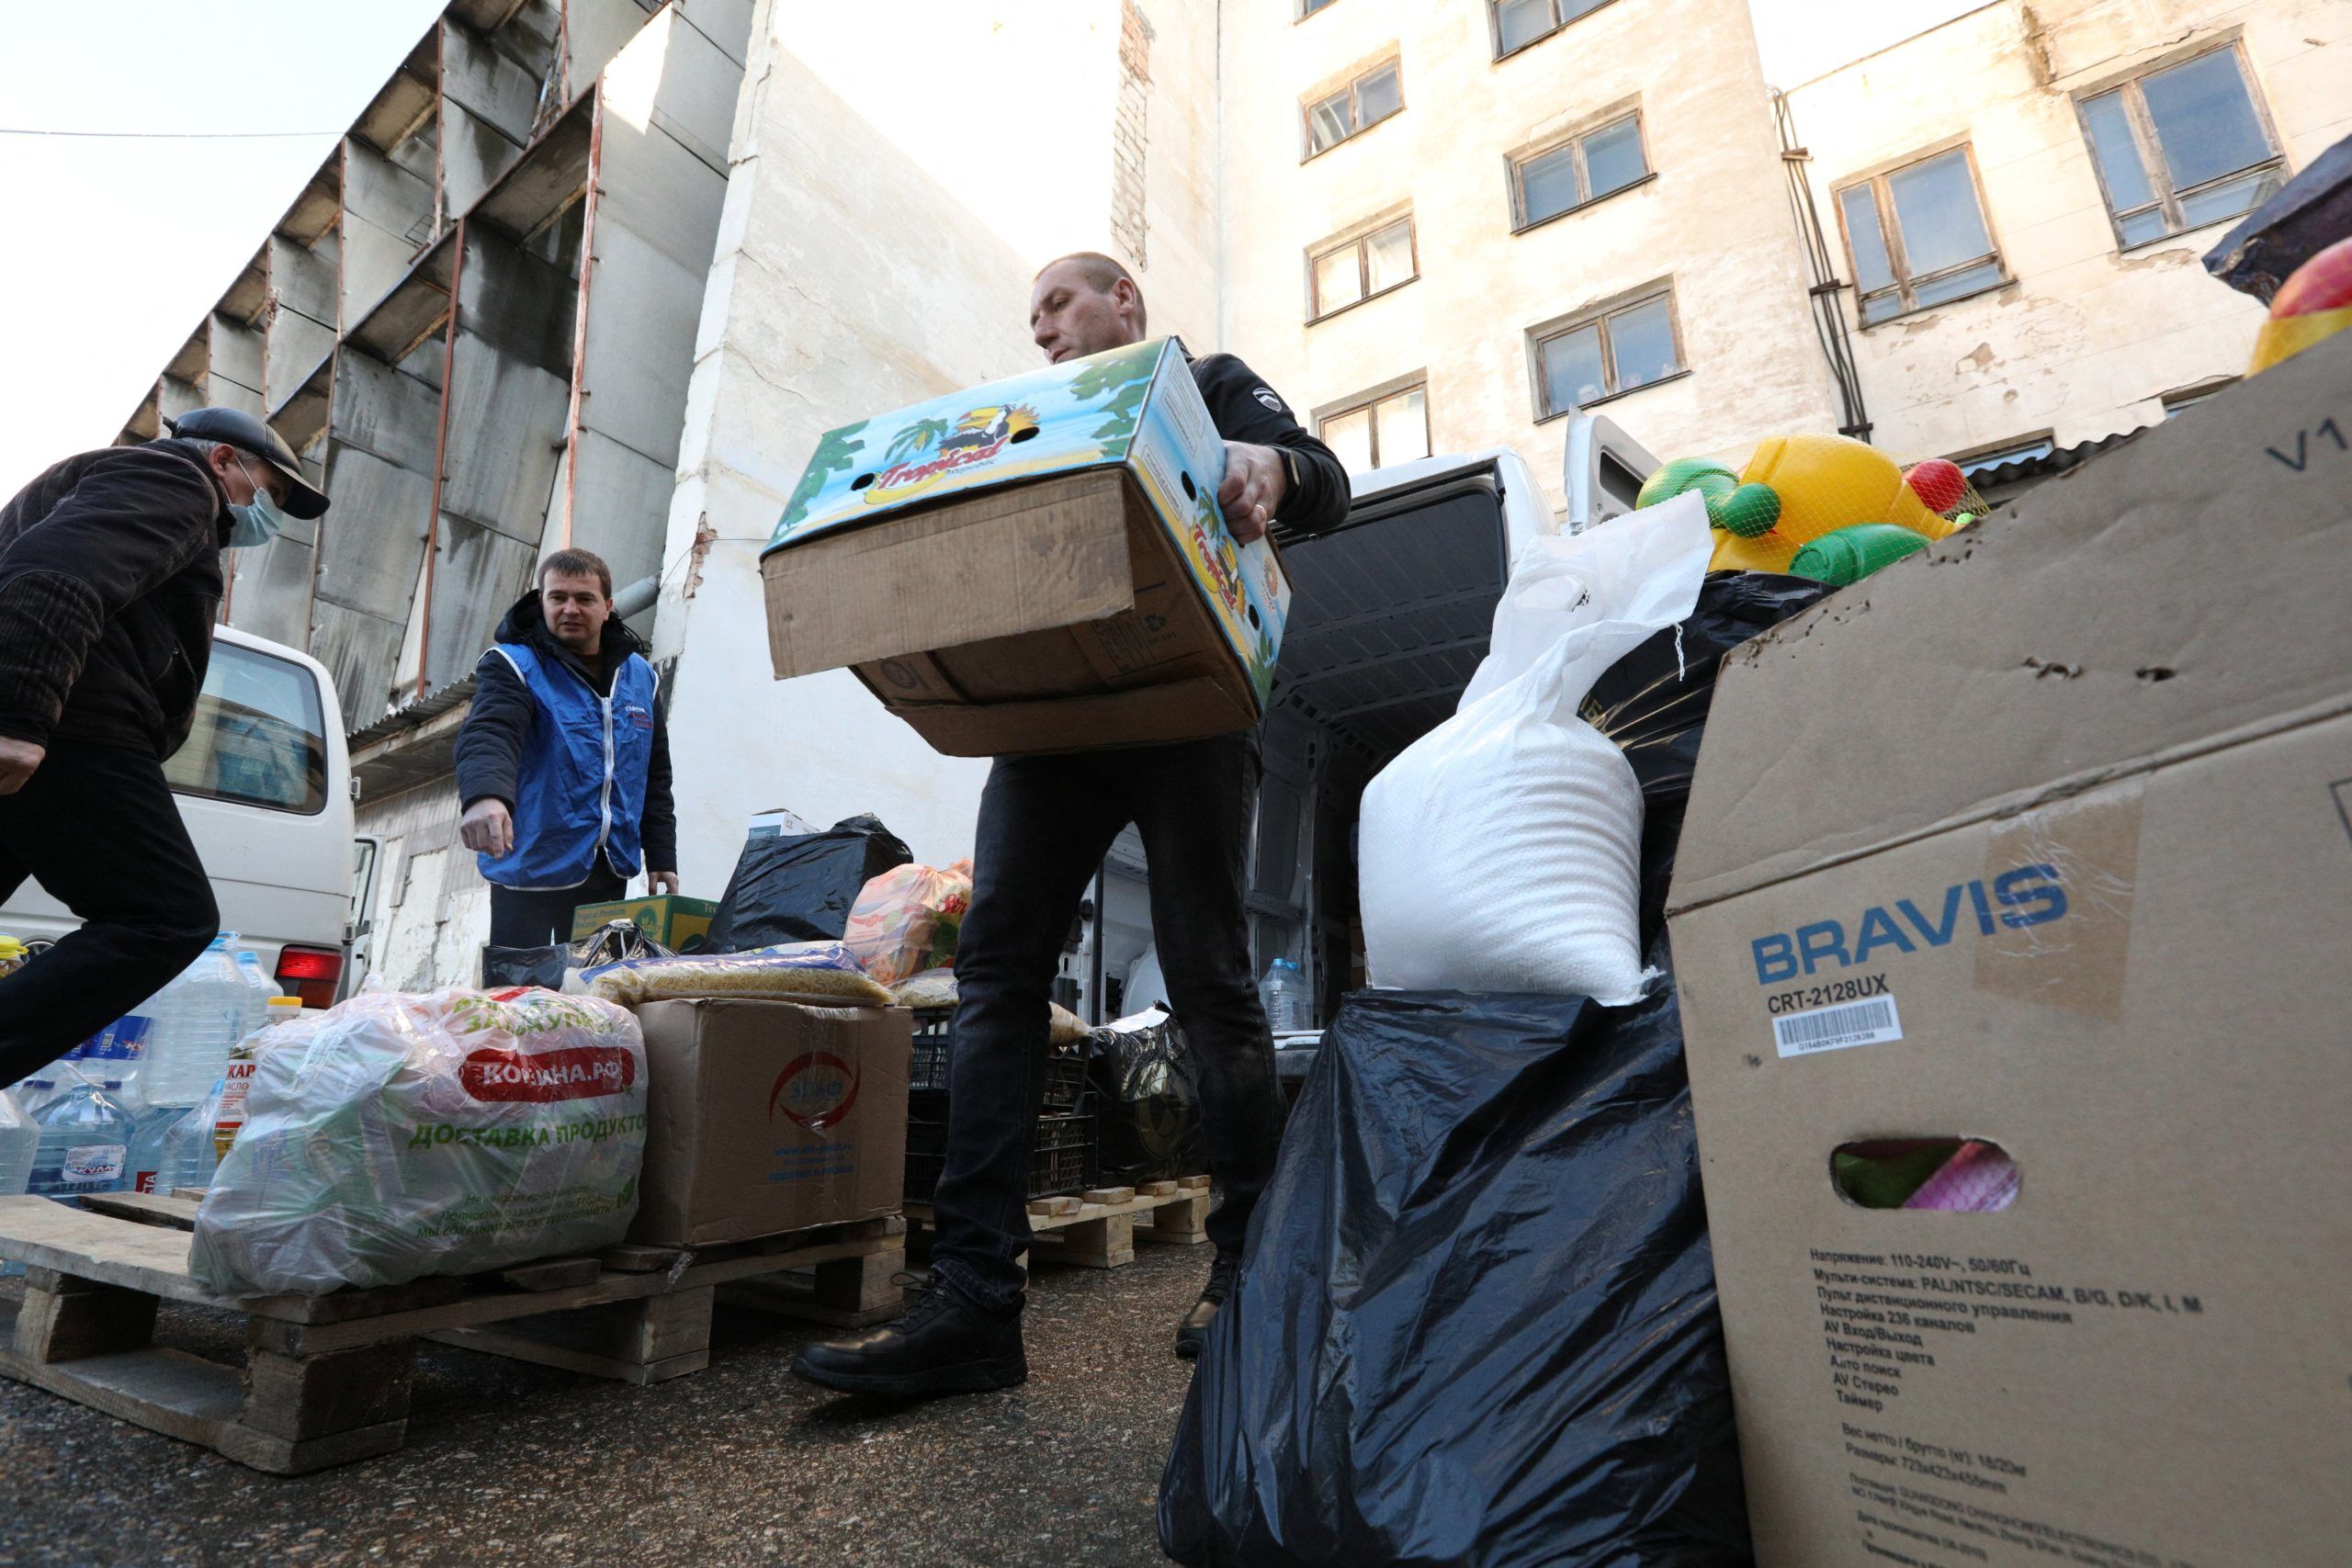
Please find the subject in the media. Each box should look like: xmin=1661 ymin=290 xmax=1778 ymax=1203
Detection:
xmin=344 ymin=835 xmax=382 ymax=1000
xmin=1065 ymin=434 xmax=1658 ymax=1093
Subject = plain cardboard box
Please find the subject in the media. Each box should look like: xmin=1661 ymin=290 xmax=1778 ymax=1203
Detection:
xmin=570 ymin=895 xmax=719 ymax=951
xmin=629 ymin=998 xmax=910 ymax=1247
xmin=1667 ymin=330 xmax=2351 ymax=1567
xmin=759 ymin=337 xmax=1292 ymax=756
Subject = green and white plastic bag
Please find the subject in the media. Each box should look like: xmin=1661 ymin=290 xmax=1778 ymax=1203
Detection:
xmin=190 ymin=986 xmax=647 ymax=1297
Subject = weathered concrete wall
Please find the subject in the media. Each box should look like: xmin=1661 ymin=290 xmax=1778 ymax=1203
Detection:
xmin=654 ymin=0 xmax=1222 ymax=893
xmin=1782 ymin=0 xmax=2347 ymax=457
xmin=356 ymin=777 xmax=493 ymax=993
xmin=1217 ymin=0 xmax=1841 ymax=495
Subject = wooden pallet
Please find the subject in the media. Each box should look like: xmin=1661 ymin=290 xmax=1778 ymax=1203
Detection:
xmin=903 ymin=1175 xmax=1212 ymax=1269
xmin=0 ymin=1194 xmax=905 ymax=1473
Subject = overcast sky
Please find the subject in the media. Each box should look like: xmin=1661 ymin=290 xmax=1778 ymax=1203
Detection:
xmin=0 ymin=0 xmax=1982 ymax=498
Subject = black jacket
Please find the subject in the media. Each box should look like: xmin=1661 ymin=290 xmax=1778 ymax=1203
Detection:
xmin=453 ymin=591 xmax=678 ymax=874
xmin=1187 ymin=353 xmax=1351 ymax=538
xmin=0 ymin=439 xmax=230 ymax=758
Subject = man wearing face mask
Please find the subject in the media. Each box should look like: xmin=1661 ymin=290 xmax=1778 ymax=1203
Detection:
xmin=0 ymin=408 xmax=327 ymax=1089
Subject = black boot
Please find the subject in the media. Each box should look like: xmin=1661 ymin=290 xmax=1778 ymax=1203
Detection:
xmin=1174 ymin=1253 xmax=1243 ymax=1360
xmin=792 ymin=1280 xmax=1027 ymax=1397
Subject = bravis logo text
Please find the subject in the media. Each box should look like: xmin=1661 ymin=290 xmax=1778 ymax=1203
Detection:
xmin=1750 ymin=863 xmax=2067 ymax=985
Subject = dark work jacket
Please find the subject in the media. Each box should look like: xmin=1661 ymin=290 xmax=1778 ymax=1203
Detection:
xmin=452 ymin=591 xmax=678 ymax=874
xmin=1186 ymin=352 xmax=1351 ymax=537
xmin=0 ymin=439 xmax=230 ymax=758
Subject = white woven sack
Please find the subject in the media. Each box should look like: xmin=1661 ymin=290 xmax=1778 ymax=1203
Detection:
xmin=1359 ymin=495 xmax=1712 ymax=1004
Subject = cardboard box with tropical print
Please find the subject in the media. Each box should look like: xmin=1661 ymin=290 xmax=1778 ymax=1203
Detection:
xmin=760 ymin=338 xmax=1292 ymax=756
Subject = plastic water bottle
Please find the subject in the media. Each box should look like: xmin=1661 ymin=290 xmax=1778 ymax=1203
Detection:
xmin=213 ymin=994 xmax=299 ymax=1167
xmin=234 ymin=949 xmax=280 ymax=1040
xmin=1259 ymin=959 xmax=1310 ymax=1033
xmin=154 ymin=1085 xmax=224 ymax=1196
xmin=125 ymin=1102 xmax=182 ymax=1195
xmin=0 ymin=1088 xmax=36 ymax=1196
xmin=11 ymin=1073 xmax=68 ymax=1121
xmin=26 ymin=1077 xmax=133 ymax=1198
xmin=56 ymin=1010 xmax=157 ymax=1100
xmin=140 ymin=934 xmax=247 ymax=1107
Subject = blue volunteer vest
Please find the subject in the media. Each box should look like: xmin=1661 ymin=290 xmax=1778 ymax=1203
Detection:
xmin=478 ymin=643 xmax=659 ymax=890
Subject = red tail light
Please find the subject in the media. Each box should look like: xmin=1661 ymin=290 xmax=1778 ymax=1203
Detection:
xmin=275 ymin=945 xmax=344 ymax=1010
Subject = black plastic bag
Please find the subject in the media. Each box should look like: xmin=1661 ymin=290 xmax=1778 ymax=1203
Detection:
xmin=703 ymin=813 xmax=910 ymax=953
xmin=1085 ymin=1009 xmax=1204 ymax=1186
xmin=1588 ymin=570 xmax=1826 ymax=947
xmin=479 ymin=944 xmax=566 ymax=990
xmin=571 ymin=919 xmax=673 ymax=968
xmin=1159 ymin=955 xmax=1751 ymax=1568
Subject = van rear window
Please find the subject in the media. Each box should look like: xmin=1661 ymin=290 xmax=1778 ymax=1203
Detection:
xmin=164 ymin=641 xmax=328 ymax=815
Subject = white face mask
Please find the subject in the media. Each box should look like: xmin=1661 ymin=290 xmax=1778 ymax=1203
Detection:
xmin=225 ymin=454 xmax=288 ymax=548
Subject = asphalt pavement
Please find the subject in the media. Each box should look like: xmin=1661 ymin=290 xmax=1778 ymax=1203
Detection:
xmin=0 ymin=1244 xmax=1215 ymax=1568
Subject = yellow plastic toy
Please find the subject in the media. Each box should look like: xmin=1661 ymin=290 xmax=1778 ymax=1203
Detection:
xmin=1703 ymin=529 xmax=1802 ymax=574
xmin=1738 ymin=434 xmax=1953 ymax=545
xmin=1633 ymin=431 xmax=1979 ymax=576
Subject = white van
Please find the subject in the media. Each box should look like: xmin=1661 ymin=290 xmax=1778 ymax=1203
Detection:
xmin=0 ymin=625 xmax=361 ymax=1009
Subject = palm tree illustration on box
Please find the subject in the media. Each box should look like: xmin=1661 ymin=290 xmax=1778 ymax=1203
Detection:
xmin=778 ymin=421 xmax=870 ymax=534
xmin=1066 ymin=344 xmax=1159 ymax=444
xmin=885 ymin=417 xmax=951 ymax=466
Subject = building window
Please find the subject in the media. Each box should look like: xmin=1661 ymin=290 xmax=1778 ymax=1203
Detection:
xmin=1511 ymin=113 xmax=1649 ymax=231
xmin=1836 ymin=147 xmax=2005 ymax=326
xmin=1317 ymin=381 xmax=1430 ymax=474
xmin=1301 ymin=0 xmax=1341 ymax=14
xmin=1491 ymin=0 xmax=1614 ymax=58
xmin=1309 ymin=216 xmax=1417 ymax=321
xmin=1532 ymin=288 xmax=1685 ymax=417
xmin=1955 ymin=436 xmax=2054 ymax=479
xmin=2077 ymin=44 xmax=2281 ymax=249
xmin=1305 ymin=59 xmax=1403 ymax=157
xmin=2162 ymin=378 xmax=2234 ymax=418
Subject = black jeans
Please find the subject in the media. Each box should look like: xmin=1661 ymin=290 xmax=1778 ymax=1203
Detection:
xmin=487 ymin=863 xmax=628 ymax=950
xmin=930 ymin=731 xmax=1283 ymax=1313
xmin=0 ymin=740 xmax=219 ymax=1089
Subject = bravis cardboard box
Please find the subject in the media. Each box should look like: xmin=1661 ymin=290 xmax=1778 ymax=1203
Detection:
xmin=628 ymin=998 xmax=910 ymax=1247
xmin=759 ymin=336 xmax=1292 ymax=757
xmin=1667 ymin=329 xmax=2351 ymax=1568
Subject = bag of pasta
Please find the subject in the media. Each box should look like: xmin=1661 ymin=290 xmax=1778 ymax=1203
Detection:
xmin=582 ymin=941 xmax=892 ymax=1007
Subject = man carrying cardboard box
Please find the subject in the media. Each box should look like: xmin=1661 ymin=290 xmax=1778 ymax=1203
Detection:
xmin=454 ymin=548 xmax=680 ymax=950
xmin=793 ymin=254 xmax=1349 ymax=1397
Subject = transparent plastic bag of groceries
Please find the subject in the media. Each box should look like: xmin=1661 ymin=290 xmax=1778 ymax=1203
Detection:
xmin=843 ymin=860 xmax=973 ymax=987
xmin=189 ymin=987 xmax=648 ymax=1297
xmin=1357 ymin=495 xmax=1713 ymax=1004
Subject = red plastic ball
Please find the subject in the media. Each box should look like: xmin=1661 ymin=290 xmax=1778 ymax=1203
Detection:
xmin=1904 ymin=458 xmax=1966 ymax=514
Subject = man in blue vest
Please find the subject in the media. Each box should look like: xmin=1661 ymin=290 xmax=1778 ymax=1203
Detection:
xmin=454 ymin=548 xmax=677 ymax=950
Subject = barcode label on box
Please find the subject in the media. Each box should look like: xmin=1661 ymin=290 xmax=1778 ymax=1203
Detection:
xmin=1772 ymin=997 xmax=1904 ymax=1058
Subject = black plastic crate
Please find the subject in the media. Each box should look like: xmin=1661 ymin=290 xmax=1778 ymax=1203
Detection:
xmin=904 ymin=1102 xmax=1098 ymax=1204
xmin=909 ymin=1010 xmax=955 ymax=1093
xmin=909 ymin=1010 xmax=1086 ymax=1112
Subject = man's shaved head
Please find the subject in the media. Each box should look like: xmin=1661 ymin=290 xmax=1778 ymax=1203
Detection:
xmin=1030 ymin=252 xmax=1148 ymax=363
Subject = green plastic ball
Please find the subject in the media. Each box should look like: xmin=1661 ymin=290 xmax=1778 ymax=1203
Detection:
xmin=1786 ymin=524 xmax=1929 ymax=586
xmin=1635 ymin=456 xmax=1739 ymax=511
xmin=1707 ymin=482 xmax=1781 ymax=537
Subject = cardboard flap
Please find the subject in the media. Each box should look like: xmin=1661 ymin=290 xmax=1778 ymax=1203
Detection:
xmin=1670 ymin=330 xmax=2352 ymax=916
xmin=868 ymin=674 xmax=1255 ymax=757
xmin=763 ymin=470 xmax=1136 ymax=679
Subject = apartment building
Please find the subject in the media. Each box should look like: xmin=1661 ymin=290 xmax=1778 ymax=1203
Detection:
xmin=1217 ymin=0 xmax=1847 ymax=512
xmin=1781 ymin=0 xmax=2345 ymax=469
